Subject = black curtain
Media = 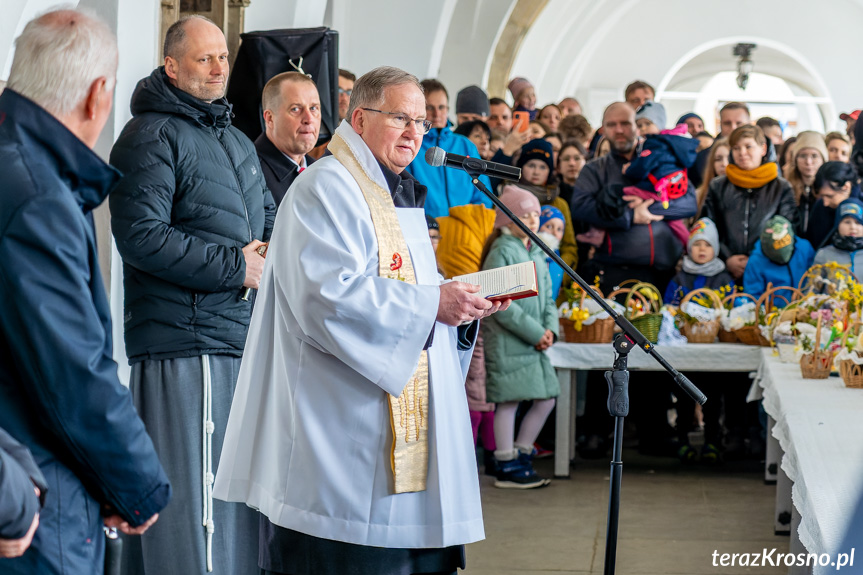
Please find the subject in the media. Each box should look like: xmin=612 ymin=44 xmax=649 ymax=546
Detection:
xmin=227 ymin=27 xmax=339 ymax=145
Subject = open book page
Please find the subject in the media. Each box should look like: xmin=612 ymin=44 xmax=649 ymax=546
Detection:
xmin=452 ymin=261 xmax=538 ymax=301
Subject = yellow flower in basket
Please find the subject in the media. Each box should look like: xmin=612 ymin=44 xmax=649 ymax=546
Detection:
xmin=570 ymin=307 xmax=591 ymax=330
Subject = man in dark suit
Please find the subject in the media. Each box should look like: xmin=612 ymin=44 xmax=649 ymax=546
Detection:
xmin=255 ymin=71 xmax=322 ymax=206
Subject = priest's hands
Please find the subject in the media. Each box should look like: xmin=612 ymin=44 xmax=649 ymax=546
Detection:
xmin=437 ymin=282 xmax=504 ymax=326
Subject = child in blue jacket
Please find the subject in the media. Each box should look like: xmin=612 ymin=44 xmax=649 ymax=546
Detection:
xmin=744 ymin=215 xmax=814 ymax=303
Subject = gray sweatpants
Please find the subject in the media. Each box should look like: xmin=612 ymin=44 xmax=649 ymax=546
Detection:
xmin=121 ymin=355 xmax=259 ymax=575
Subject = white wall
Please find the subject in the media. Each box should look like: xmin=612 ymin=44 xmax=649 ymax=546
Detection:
xmin=511 ymin=0 xmax=863 ymax=127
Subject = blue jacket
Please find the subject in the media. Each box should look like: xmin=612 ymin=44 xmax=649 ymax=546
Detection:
xmin=624 ymin=132 xmax=698 ymax=194
xmin=664 ymin=269 xmax=735 ymax=305
xmin=0 ymin=90 xmax=171 ymax=574
xmin=405 ymin=124 xmax=493 ymax=218
xmin=743 ymin=237 xmax=815 ymax=303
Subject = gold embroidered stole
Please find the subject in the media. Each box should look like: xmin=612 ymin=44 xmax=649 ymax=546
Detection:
xmin=329 ymin=133 xmax=429 ymax=494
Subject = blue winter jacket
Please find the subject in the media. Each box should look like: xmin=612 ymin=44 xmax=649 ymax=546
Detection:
xmin=743 ymin=237 xmax=815 ymax=304
xmin=405 ymin=124 xmax=493 ymax=218
xmin=0 ymin=90 xmax=171 ymax=574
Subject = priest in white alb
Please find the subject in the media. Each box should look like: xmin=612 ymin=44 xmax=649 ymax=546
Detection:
xmin=213 ymin=66 xmax=511 ymax=575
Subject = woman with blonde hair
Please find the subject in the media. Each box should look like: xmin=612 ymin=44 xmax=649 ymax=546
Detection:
xmin=785 ymin=131 xmax=827 ymax=236
xmin=695 ymin=137 xmax=729 ymax=218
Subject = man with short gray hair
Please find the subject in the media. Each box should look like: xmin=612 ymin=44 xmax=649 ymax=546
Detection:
xmin=110 ymin=13 xmax=273 ymax=575
xmin=216 ymin=65 xmax=509 ymax=574
xmin=0 ymin=8 xmax=169 ymax=573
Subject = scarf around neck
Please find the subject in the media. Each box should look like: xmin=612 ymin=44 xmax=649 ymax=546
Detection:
xmin=681 ymin=255 xmax=726 ymax=277
xmin=832 ymin=232 xmax=863 ymax=252
xmin=725 ymin=162 xmax=778 ymax=189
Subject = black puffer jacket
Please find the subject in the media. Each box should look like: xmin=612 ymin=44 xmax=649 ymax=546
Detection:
xmin=110 ymin=68 xmax=275 ymax=363
xmin=702 ymin=173 xmax=797 ymax=259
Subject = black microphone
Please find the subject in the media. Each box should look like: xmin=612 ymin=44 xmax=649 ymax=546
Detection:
xmin=425 ymin=147 xmax=521 ymax=181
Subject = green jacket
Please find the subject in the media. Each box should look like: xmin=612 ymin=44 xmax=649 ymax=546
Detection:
xmin=481 ymin=233 xmax=560 ymax=403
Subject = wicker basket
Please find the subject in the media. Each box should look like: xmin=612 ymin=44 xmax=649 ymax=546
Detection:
xmin=718 ymin=328 xmax=738 ymax=343
xmin=722 ymin=292 xmax=767 ymax=346
xmin=560 ymin=316 xmax=615 ymax=343
xmin=801 ymin=352 xmax=834 ymax=379
xmin=608 ymin=282 xmax=662 ymax=344
xmin=559 ymin=286 xmax=615 ymax=344
xmin=837 ymin=322 xmax=863 ymax=388
xmin=799 ymin=314 xmax=834 ymax=379
xmin=798 ymin=262 xmax=854 ymax=295
xmin=838 ymin=358 xmax=863 ymax=388
xmin=758 ymin=284 xmax=804 ymax=346
xmin=678 ymin=288 xmax=723 ymax=343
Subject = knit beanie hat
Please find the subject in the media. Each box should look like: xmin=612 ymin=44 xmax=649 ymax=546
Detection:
xmin=455 ymin=85 xmax=490 ymax=117
xmin=495 ymin=185 xmax=541 ymax=229
xmin=792 ymin=131 xmax=828 ymax=164
xmin=426 ymin=214 xmax=440 ymax=231
xmin=760 ymin=215 xmax=795 ymax=265
xmin=508 ymin=77 xmax=534 ymax=101
xmin=677 ymin=112 xmax=703 ymax=125
xmin=687 ymin=217 xmax=719 ymax=254
xmin=539 ymin=205 xmax=565 ymax=229
xmin=635 ymin=101 xmax=666 ymax=130
xmin=516 ymin=138 xmax=554 ymax=174
xmin=835 ymin=198 xmax=863 ymax=228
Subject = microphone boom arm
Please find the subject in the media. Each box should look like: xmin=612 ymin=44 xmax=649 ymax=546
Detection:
xmin=465 ymin=172 xmax=705 ymax=405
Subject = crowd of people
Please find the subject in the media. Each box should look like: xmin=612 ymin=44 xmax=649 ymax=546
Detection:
xmin=4 ymin=6 xmax=863 ymax=575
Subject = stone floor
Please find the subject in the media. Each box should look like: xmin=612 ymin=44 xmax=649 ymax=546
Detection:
xmin=465 ymin=449 xmax=787 ymax=574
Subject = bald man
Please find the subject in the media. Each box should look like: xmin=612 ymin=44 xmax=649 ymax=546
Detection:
xmin=110 ymin=14 xmax=274 ymax=575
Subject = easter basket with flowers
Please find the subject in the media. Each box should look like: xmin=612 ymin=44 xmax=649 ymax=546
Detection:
xmin=558 ymin=282 xmax=623 ymax=344
xmin=608 ymin=281 xmax=663 ymax=343
xmin=834 ymin=322 xmax=863 ymax=388
xmin=674 ymin=288 xmax=724 ymax=343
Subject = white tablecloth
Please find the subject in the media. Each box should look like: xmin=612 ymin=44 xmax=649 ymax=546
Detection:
xmin=547 ymin=342 xmax=763 ymax=372
xmin=758 ymin=351 xmax=863 ymax=572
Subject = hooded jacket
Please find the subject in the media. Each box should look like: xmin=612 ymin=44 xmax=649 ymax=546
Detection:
xmin=110 ymin=68 xmax=276 ymax=363
xmin=405 ymin=123 xmax=493 ymax=218
xmin=702 ymin=171 xmax=798 ymax=259
xmin=570 ymin=146 xmax=697 ymax=270
xmin=436 ymin=203 xmax=496 ymax=278
xmin=743 ymin=237 xmax=815 ymax=302
xmin=0 ymin=90 xmax=170 ymax=574
xmin=623 ymin=131 xmax=699 ymax=193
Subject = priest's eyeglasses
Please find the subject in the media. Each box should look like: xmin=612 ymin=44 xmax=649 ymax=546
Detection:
xmin=361 ymin=108 xmax=432 ymax=134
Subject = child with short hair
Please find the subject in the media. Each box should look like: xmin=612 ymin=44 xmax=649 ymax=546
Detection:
xmin=814 ymin=198 xmax=863 ymax=282
xmin=743 ymin=215 xmax=815 ymax=302
xmin=538 ymin=205 xmax=566 ymax=300
xmin=481 ymin=185 xmax=559 ymax=489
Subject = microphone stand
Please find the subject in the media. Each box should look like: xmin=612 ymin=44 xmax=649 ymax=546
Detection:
xmin=464 ymin=170 xmax=706 ymax=575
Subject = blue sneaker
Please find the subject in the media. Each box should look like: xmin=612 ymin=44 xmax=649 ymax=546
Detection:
xmin=494 ymin=457 xmax=549 ymax=489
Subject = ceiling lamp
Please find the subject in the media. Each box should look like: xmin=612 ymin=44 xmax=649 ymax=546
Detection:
xmin=734 ymin=43 xmax=757 ymax=91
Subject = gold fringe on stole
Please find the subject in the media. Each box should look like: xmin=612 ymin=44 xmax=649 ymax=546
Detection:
xmin=328 ymin=133 xmax=430 ymax=494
